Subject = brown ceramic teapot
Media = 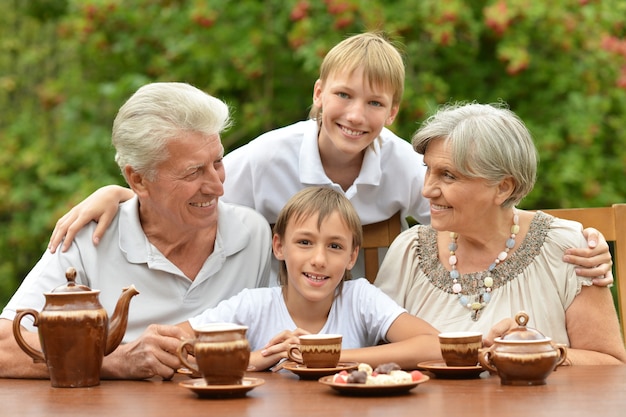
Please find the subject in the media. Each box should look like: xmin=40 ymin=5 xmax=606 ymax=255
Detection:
xmin=12 ymin=267 xmax=139 ymax=388
xmin=478 ymin=311 xmax=567 ymax=386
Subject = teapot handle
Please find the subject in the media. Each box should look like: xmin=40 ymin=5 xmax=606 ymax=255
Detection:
xmin=12 ymin=309 xmax=46 ymax=363
xmin=477 ymin=347 xmax=497 ymax=373
xmin=177 ymin=339 xmax=200 ymax=374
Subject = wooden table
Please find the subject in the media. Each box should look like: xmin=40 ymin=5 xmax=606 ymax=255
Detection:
xmin=1 ymin=366 xmax=624 ymax=417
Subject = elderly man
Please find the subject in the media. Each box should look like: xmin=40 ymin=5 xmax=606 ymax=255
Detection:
xmin=0 ymin=83 xmax=271 ymax=380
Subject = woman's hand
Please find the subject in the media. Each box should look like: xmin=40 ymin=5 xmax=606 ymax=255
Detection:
xmin=483 ymin=318 xmax=517 ymax=347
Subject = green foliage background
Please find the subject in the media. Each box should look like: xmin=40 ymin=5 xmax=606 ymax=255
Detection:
xmin=1 ymin=0 xmax=625 ymax=307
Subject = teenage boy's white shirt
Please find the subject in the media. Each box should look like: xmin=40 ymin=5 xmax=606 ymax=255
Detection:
xmin=1 ymin=196 xmax=272 ymax=343
xmin=222 ymin=119 xmax=430 ymax=281
xmin=188 ymin=278 xmax=406 ymax=350
xmin=223 ymin=119 xmax=430 ymax=228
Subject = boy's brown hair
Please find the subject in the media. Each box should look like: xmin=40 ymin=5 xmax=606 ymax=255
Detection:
xmin=309 ymin=32 xmax=406 ymax=121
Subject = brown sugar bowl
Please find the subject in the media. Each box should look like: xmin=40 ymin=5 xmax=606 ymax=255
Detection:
xmin=478 ymin=311 xmax=567 ymax=386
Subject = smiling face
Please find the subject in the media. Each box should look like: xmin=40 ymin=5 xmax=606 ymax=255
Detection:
xmin=422 ymin=138 xmax=509 ymax=235
xmin=129 ymin=131 xmax=225 ymax=235
xmin=313 ymin=67 xmax=399 ymax=158
xmin=273 ymin=210 xmax=358 ymax=305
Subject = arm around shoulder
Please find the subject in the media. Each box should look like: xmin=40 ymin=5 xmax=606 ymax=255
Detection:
xmin=563 ymin=227 xmax=613 ymax=285
xmin=49 ymin=185 xmax=135 ymax=253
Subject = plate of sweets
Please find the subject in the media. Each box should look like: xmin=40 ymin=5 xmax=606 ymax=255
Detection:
xmin=319 ymin=362 xmax=429 ymax=396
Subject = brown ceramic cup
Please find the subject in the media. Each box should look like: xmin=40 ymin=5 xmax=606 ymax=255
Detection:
xmin=177 ymin=323 xmax=250 ymax=385
xmin=439 ymin=331 xmax=483 ymax=367
xmin=287 ymin=334 xmax=342 ymax=368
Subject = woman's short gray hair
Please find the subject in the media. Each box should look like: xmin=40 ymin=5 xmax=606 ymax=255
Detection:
xmin=112 ymin=82 xmax=231 ymax=181
xmin=412 ymin=102 xmax=538 ymax=207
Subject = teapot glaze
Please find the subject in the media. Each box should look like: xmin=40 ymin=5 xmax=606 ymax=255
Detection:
xmin=478 ymin=312 xmax=567 ymax=386
xmin=13 ymin=267 xmax=139 ymax=387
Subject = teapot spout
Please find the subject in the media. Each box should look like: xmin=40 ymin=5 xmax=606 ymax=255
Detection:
xmin=105 ymin=285 xmax=139 ymax=355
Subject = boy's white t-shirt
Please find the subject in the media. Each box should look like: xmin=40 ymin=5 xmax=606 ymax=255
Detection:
xmin=188 ymin=278 xmax=406 ymax=351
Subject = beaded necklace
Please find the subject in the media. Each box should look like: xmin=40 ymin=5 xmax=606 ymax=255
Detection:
xmin=448 ymin=209 xmax=519 ymax=321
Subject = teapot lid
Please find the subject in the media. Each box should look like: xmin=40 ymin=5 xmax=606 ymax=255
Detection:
xmin=500 ymin=311 xmax=548 ymax=341
xmin=50 ymin=267 xmax=93 ymax=293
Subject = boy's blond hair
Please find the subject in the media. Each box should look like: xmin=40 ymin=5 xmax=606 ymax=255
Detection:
xmin=309 ymin=32 xmax=406 ymax=121
xmin=273 ymin=187 xmax=363 ymax=289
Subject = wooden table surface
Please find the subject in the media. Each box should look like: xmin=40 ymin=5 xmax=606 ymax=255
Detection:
xmin=1 ymin=365 xmax=624 ymax=417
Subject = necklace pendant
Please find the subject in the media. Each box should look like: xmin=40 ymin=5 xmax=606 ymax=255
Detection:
xmin=470 ymin=297 xmax=485 ymax=321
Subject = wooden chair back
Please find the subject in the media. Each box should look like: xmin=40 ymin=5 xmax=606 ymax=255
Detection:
xmin=541 ymin=204 xmax=626 ymax=343
xmin=361 ymin=212 xmax=402 ymax=283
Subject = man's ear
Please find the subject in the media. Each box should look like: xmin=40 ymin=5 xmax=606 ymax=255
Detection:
xmin=125 ymin=166 xmax=148 ymax=195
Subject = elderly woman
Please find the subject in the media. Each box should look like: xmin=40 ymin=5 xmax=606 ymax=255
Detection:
xmin=375 ymin=102 xmax=626 ymax=365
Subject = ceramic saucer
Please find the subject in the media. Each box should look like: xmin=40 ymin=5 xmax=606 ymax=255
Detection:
xmin=281 ymin=361 xmax=359 ymax=380
xmin=318 ymin=374 xmax=429 ymax=396
xmin=179 ymin=377 xmax=265 ymax=399
xmin=417 ymin=360 xmax=485 ymax=379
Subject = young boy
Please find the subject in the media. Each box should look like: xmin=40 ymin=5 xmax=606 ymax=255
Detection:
xmin=177 ymin=187 xmax=442 ymax=371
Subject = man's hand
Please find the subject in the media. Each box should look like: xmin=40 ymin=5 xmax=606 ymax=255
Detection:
xmin=101 ymin=324 xmax=191 ymax=380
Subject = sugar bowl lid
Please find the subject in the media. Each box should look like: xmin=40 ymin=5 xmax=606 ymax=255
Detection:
xmin=500 ymin=311 xmax=548 ymax=341
xmin=50 ymin=267 xmax=93 ymax=293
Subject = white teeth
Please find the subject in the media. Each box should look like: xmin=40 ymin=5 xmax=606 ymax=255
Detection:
xmin=304 ymin=273 xmax=327 ymax=281
xmin=432 ymin=204 xmax=450 ymax=210
xmin=191 ymin=200 xmax=214 ymax=207
xmin=341 ymin=126 xmax=364 ymax=136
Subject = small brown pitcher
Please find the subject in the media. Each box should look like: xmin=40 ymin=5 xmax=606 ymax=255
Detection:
xmin=13 ymin=267 xmax=139 ymax=388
